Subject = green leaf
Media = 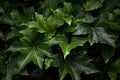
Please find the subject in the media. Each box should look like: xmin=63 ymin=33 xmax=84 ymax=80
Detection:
xmin=1 ymin=65 xmax=19 ymax=80
xmin=0 ymin=54 xmax=19 ymax=80
xmin=101 ymin=45 xmax=115 ymax=63
xmin=60 ymin=37 xmax=88 ymax=59
xmin=35 ymin=12 xmax=44 ymax=26
xmin=110 ymin=59 xmax=120 ymax=73
xmin=89 ymin=27 xmax=118 ymax=47
xmin=24 ymin=7 xmax=34 ymax=20
xmin=114 ymin=9 xmax=120 ymax=15
xmin=10 ymin=10 xmax=24 ymax=25
xmin=23 ymin=21 xmax=46 ymax=33
xmin=62 ymin=14 xmax=72 ymax=25
xmin=109 ymin=22 xmax=120 ymax=30
xmin=46 ymin=34 xmax=68 ymax=45
xmin=45 ymin=58 xmax=53 ymax=70
xmin=108 ymin=72 xmax=117 ymax=80
xmin=84 ymin=0 xmax=103 ymax=11
xmin=8 ymin=41 xmax=52 ymax=70
xmin=59 ymin=51 xmax=99 ymax=80
xmin=19 ymin=28 xmax=37 ymax=42
xmin=73 ymin=24 xmax=91 ymax=35
xmin=0 ymin=31 xmax=3 ymax=39
xmin=63 ymin=2 xmax=72 ymax=13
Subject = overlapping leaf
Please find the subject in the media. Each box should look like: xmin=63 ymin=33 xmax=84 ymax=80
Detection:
xmin=59 ymin=51 xmax=99 ymax=80
xmin=84 ymin=0 xmax=105 ymax=11
xmin=8 ymin=41 xmax=52 ymax=70
xmin=60 ymin=37 xmax=88 ymax=58
xmin=74 ymin=24 xmax=118 ymax=47
xmin=101 ymin=45 xmax=115 ymax=63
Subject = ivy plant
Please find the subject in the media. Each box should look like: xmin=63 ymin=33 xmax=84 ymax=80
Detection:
xmin=0 ymin=0 xmax=120 ymax=80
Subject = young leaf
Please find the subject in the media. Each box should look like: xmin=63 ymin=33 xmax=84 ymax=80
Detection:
xmin=84 ymin=0 xmax=103 ymax=11
xmin=46 ymin=34 xmax=68 ymax=45
xmin=19 ymin=28 xmax=37 ymax=42
xmin=60 ymin=37 xmax=88 ymax=59
xmin=108 ymin=72 xmax=117 ymax=80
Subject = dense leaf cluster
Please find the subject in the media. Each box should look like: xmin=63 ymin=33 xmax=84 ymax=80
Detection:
xmin=0 ymin=0 xmax=120 ymax=80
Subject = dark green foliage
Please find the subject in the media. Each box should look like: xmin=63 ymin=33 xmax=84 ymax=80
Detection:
xmin=0 ymin=0 xmax=120 ymax=80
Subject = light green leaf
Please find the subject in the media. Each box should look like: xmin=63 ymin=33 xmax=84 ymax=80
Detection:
xmin=84 ymin=0 xmax=102 ymax=11
xmin=24 ymin=21 xmax=46 ymax=33
xmin=35 ymin=12 xmax=44 ymax=26
xmin=101 ymin=46 xmax=115 ymax=63
xmin=45 ymin=58 xmax=53 ymax=70
xmin=46 ymin=34 xmax=67 ymax=45
xmin=62 ymin=14 xmax=72 ymax=25
xmin=60 ymin=37 xmax=88 ymax=59
xmin=108 ymin=72 xmax=117 ymax=80
xmin=19 ymin=28 xmax=37 ymax=42
xmin=89 ymin=27 xmax=118 ymax=47
xmin=114 ymin=9 xmax=120 ymax=15
xmin=63 ymin=2 xmax=72 ymax=13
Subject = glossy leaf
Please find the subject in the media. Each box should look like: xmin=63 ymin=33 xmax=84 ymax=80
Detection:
xmin=19 ymin=28 xmax=37 ymax=42
xmin=108 ymin=72 xmax=117 ymax=80
xmin=73 ymin=24 xmax=91 ymax=35
xmin=101 ymin=46 xmax=115 ymax=63
xmin=46 ymin=34 xmax=68 ymax=45
xmin=89 ymin=27 xmax=118 ymax=47
xmin=8 ymin=41 xmax=52 ymax=70
xmin=59 ymin=51 xmax=99 ymax=80
xmin=84 ymin=0 xmax=103 ymax=11
xmin=60 ymin=37 xmax=88 ymax=58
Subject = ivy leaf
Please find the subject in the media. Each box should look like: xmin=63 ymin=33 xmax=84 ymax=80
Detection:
xmin=109 ymin=22 xmax=120 ymax=30
xmin=19 ymin=28 xmax=37 ymax=42
xmin=10 ymin=10 xmax=24 ymax=25
xmin=108 ymin=72 xmax=117 ymax=80
xmin=59 ymin=51 xmax=99 ymax=80
xmin=74 ymin=25 xmax=118 ymax=47
xmin=110 ymin=59 xmax=120 ymax=73
xmin=73 ymin=24 xmax=91 ymax=35
xmin=89 ymin=27 xmax=118 ymax=47
xmin=1 ymin=65 xmax=19 ymax=80
xmin=0 ymin=54 xmax=19 ymax=80
xmin=0 ymin=31 xmax=3 ymax=39
xmin=8 ymin=41 xmax=52 ymax=70
xmin=35 ymin=12 xmax=44 ymax=26
xmin=84 ymin=0 xmax=103 ymax=11
xmin=60 ymin=37 xmax=88 ymax=59
xmin=24 ymin=7 xmax=34 ymax=20
xmin=62 ymin=14 xmax=72 ymax=25
xmin=45 ymin=58 xmax=53 ymax=70
xmin=46 ymin=34 xmax=68 ymax=46
xmin=101 ymin=45 xmax=115 ymax=63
